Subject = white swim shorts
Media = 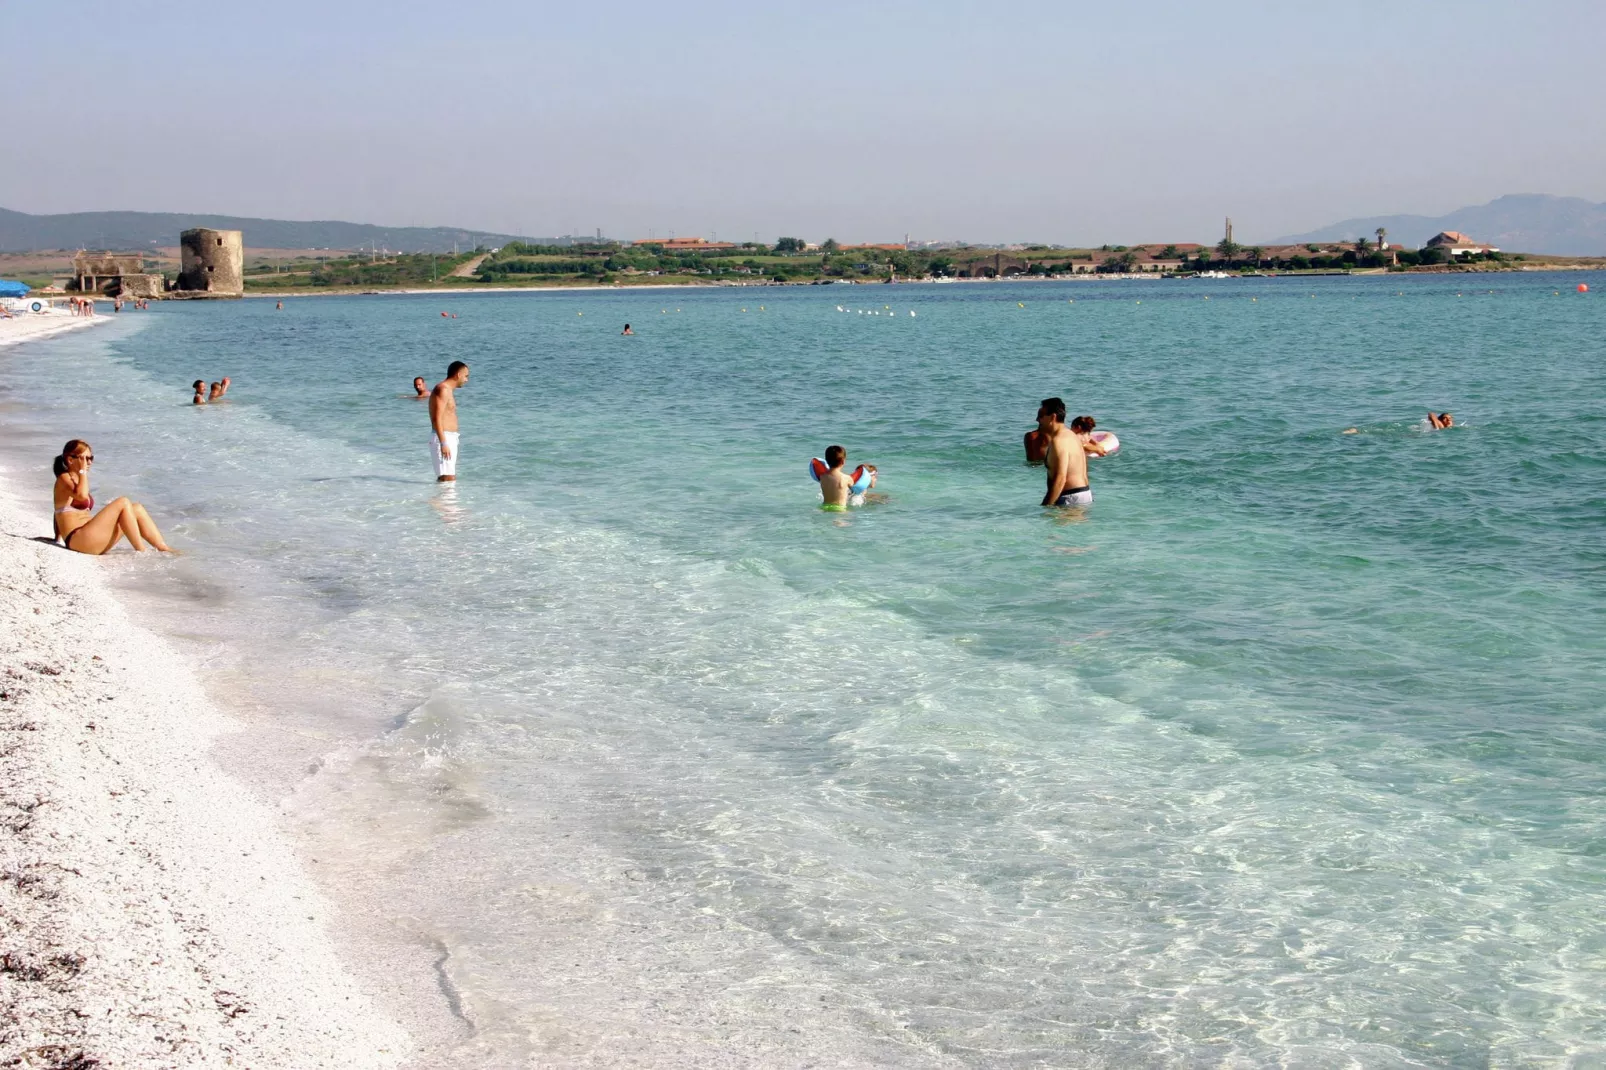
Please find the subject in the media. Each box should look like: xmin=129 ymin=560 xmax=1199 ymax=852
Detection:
xmin=1054 ymin=487 xmax=1092 ymax=506
xmin=431 ymin=431 xmax=460 ymax=478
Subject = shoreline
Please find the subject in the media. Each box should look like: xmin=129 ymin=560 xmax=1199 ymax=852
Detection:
xmin=235 ymin=262 xmax=1605 ymax=298
xmin=0 ymin=447 xmax=410 ymax=1065
xmin=0 ymin=312 xmax=112 ymax=348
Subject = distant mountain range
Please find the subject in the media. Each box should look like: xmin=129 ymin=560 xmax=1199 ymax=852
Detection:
xmin=1271 ymin=194 xmax=1606 ymax=256
xmin=0 ymin=208 xmax=569 ymax=253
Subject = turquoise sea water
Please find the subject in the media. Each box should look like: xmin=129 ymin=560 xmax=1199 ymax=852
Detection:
xmin=3 ymin=275 xmax=1603 ymax=1066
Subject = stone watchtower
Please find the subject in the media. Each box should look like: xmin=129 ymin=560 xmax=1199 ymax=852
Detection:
xmin=177 ymin=228 xmax=244 ymax=295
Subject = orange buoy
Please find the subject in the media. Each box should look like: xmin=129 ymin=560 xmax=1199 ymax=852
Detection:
xmin=1579 ymin=283 xmax=1589 ymax=293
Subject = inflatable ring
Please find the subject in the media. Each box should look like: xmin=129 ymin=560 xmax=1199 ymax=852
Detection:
xmin=29 ymin=299 xmax=45 ymax=313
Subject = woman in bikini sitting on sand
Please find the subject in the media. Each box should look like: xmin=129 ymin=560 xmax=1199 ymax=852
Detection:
xmin=52 ymin=439 xmax=172 ymax=554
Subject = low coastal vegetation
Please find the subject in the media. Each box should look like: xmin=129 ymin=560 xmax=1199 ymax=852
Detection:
xmin=7 ymin=238 xmax=1591 ymax=300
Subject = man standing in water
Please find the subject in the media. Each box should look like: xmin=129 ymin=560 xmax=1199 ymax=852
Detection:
xmin=1040 ymin=398 xmax=1094 ymax=507
xmin=430 ymin=360 xmax=469 ymax=482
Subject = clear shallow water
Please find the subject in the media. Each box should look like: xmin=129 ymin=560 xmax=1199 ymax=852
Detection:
xmin=3 ymin=276 xmax=1604 ymax=1066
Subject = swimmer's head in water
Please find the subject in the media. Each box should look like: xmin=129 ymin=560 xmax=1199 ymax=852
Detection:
xmin=1070 ymin=415 xmax=1096 ymax=434
xmin=1040 ymin=397 xmax=1066 ymax=424
xmin=825 ymin=445 xmax=846 ymax=468
xmin=413 ymin=377 xmax=427 ymax=392
xmin=193 ymin=380 xmax=204 ymax=391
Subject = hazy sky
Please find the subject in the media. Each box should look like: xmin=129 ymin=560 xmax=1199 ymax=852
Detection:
xmin=5 ymin=1 xmax=1603 ymax=244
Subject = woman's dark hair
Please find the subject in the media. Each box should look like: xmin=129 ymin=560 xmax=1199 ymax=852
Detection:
xmin=193 ymin=380 xmax=204 ymax=390
xmin=54 ymin=439 xmax=89 ymax=477
xmin=1070 ymin=415 xmax=1096 ymax=433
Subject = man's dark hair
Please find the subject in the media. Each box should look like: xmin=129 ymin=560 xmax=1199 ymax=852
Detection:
xmin=447 ymin=360 xmax=468 ymax=377
xmin=825 ymin=444 xmax=846 ymax=467
xmin=1070 ymin=415 xmax=1096 ymax=433
xmin=1041 ymin=397 xmax=1066 ymax=421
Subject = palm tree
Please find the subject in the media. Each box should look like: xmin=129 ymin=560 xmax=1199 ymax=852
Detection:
xmin=1355 ymin=236 xmax=1371 ymax=254
xmin=1375 ymin=226 xmax=1387 ymax=251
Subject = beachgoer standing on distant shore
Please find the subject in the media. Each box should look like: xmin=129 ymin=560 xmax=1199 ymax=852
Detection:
xmin=52 ymin=439 xmax=171 ymax=554
xmin=430 ymin=360 xmax=469 ymax=482
xmin=1040 ymin=399 xmax=1094 ymax=507
xmin=192 ymin=380 xmax=207 ymax=405
xmin=412 ymin=376 xmax=428 ymax=398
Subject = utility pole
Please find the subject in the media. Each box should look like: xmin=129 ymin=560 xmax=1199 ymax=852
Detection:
xmin=1225 ymin=217 xmax=1233 ymax=245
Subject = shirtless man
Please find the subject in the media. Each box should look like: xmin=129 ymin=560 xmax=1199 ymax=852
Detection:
xmin=1040 ymin=399 xmax=1095 ymax=507
xmin=1428 ymin=411 xmax=1454 ymax=429
xmin=412 ymin=376 xmax=429 ymax=398
xmin=429 ymin=360 xmax=470 ymax=482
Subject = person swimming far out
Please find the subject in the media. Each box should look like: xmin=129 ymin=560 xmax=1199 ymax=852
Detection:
xmin=52 ymin=439 xmax=172 ymax=554
xmin=817 ymin=445 xmax=876 ymax=511
xmin=622 ymin=323 xmax=634 ymax=335
xmin=412 ymin=376 xmax=429 ymax=398
xmin=1428 ymin=411 xmax=1454 ymax=429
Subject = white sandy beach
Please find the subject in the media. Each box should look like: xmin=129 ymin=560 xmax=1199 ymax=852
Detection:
xmin=0 ymin=310 xmax=111 ymax=348
xmin=0 ymin=468 xmax=410 ymax=1065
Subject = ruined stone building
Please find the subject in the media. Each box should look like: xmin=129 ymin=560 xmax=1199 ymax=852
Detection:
xmin=176 ymin=228 xmax=244 ymax=295
xmin=71 ymin=252 xmax=164 ymax=298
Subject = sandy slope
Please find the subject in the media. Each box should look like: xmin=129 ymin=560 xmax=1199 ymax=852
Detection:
xmin=0 ymin=312 xmax=109 ymax=349
xmin=0 ymin=474 xmax=410 ymax=1067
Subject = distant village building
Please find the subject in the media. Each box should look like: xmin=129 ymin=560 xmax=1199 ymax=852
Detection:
xmin=1424 ymin=231 xmax=1498 ymax=256
xmin=176 ymin=228 xmax=244 ymax=295
xmin=839 ymin=243 xmax=908 ymax=253
xmin=71 ymin=251 xmax=164 ymax=298
xmin=631 ymin=237 xmax=738 ymax=252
